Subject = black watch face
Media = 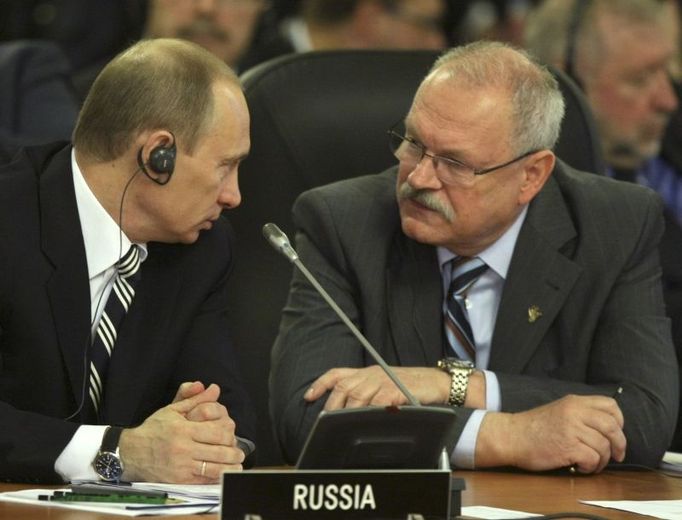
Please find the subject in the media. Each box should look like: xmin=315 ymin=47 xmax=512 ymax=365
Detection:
xmin=94 ymin=452 xmax=123 ymax=481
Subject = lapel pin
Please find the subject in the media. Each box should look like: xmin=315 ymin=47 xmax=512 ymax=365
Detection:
xmin=528 ymin=305 xmax=542 ymax=323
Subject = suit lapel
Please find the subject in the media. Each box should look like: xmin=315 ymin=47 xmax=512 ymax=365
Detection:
xmin=38 ymin=145 xmax=92 ymax=408
xmin=386 ymin=232 xmax=444 ymax=366
xmin=489 ymin=172 xmax=582 ymax=372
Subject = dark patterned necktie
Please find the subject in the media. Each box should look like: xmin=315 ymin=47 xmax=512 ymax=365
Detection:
xmin=445 ymin=256 xmax=488 ymax=361
xmin=83 ymin=245 xmax=141 ymax=423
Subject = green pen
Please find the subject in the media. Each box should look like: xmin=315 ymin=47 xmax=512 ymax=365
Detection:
xmin=38 ymin=491 xmax=173 ymax=504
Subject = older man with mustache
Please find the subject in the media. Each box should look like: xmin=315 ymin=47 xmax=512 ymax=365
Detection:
xmin=269 ymin=41 xmax=678 ymax=474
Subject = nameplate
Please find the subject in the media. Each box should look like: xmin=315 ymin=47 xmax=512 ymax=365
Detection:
xmin=221 ymin=469 xmax=463 ymax=520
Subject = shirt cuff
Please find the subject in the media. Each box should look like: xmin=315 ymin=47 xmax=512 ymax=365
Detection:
xmin=451 ymin=409 xmax=487 ymax=469
xmin=482 ymin=369 xmax=501 ymax=411
xmin=54 ymin=425 xmax=108 ymax=482
xmin=450 ymin=371 xmax=500 ymax=469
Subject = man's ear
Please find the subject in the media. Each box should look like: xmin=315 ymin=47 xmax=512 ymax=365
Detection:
xmin=518 ymin=150 xmax=555 ymax=205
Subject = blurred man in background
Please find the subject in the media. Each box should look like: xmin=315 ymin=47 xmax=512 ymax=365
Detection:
xmin=525 ymin=0 xmax=682 ymax=450
xmin=279 ymin=0 xmax=447 ymax=52
xmin=144 ymin=0 xmax=270 ymax=68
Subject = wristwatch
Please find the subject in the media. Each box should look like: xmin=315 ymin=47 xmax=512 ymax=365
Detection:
xmin=93 ymin=426 xmax=124 ymax=482
xmin=437 ymin=358 xmax=474 ymax=407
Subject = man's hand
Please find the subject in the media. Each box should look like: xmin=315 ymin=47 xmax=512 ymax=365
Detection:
xmin=119 ymin=383 xmax=245 ymax=483
xmin=304 ymin=365 xmax=452 ymax=409
xmin=476 ymin=394 xmax=626 ymax=473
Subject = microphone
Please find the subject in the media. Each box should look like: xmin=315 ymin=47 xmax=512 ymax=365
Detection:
xmin=262 ymin=223 xmax=419 ymax=406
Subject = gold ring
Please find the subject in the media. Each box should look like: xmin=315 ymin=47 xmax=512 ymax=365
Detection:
xmin=201 ymin=460 xmax=207 ymax=477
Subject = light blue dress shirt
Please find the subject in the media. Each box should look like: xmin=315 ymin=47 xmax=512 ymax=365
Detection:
xmin=437 ymin=205 xmax=528 ymax=468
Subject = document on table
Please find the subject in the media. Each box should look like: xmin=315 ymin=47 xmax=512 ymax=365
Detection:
xmin=461 ymin=506 xmax=542 ymax=518
xmin=661 ymin=451 xmax=682 ymax=475
xmin=0 ymin=483 xmax=220 ymax=517
xmin=582 ymin=499 xmax=682 ymax=520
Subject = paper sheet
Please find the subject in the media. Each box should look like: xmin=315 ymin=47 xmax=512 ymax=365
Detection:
xmin=582 ymin=499 xmax=682 ymax=520
xmin=461 ymin=505 xmax=542 ymax=518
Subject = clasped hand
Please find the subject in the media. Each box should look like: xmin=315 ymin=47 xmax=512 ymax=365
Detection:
xmin=119 ymin=381 xmax=244 ymax=483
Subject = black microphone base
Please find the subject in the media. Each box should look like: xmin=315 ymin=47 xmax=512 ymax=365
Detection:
xmin=296 ymin=405 xmax=460 ymax=470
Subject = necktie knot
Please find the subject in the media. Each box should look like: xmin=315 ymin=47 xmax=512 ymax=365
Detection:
xmin=116 ymin=245 xmax=141 ymax=280
xmin=448 ymin=256 xmax=487 ymax=298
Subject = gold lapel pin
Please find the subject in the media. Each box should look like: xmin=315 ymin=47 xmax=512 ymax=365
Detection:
xmin=528 ymin=305 xmax=542 ymax=323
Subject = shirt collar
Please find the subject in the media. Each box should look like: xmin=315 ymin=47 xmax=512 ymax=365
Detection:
xmin=437 ymin=205 xmax=528 ymax=280
xmin=71 ymin=148 xmax=147 ymax=279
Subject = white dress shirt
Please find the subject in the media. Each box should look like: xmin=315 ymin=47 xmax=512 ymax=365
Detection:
xmin=54 ymin=149 xmax=147 ymax=481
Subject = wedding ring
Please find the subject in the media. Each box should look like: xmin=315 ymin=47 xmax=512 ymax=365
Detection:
xmin=201 ymin=460 xmax=207 ymax=477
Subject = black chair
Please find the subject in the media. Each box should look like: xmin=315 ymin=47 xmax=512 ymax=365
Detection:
xmin=228 ymin=50 xmax=604 ymax=466
xmin=553 ymin=66 xmax=606 ymax=175
xmin=0 ymin=39 xmax=79 ymax=160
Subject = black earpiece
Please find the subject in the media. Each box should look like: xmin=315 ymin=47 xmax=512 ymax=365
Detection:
xmin=137 ymin=132 xmax=177 ymax=185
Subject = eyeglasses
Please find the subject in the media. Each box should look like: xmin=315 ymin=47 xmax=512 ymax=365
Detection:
xmin=387 ymin=125 xmax=538 ymax=186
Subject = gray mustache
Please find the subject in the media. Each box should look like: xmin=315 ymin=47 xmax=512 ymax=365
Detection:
xmin=398 ymin=183 xmax=454 ymax=222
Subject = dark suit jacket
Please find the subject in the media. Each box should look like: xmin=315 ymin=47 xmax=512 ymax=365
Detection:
xmin=660 ymin=113 xmax=682 ymax=450
xmin=0 ymin=142 xmax=256 ymax=483
xmin=270 ymin=161 xmax=679 ymax=467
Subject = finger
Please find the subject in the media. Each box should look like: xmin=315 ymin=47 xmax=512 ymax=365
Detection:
xmin=571 ymin=444 xmax=603 ymax=474
xmin=369 ymin=387 xmax=406 ymax=407
xmin=583 ymin=395 xmax=625 ymax=428
xmin=343 ymin=379 xmax=383 ymax=409
xmin=186 ymin=401 xmax=229 ymax=422
xmin=189 ymin=418 xmax=237 ymax=446
xmin=194 ymin=459 xmax=243 ymax=483
xmin=581 ymin=410 xmax=627 ymax=462
xmin=573 ymin=429 xmax=612 ymax=473
xmin=172 ymin=381 xmax=205 ymax=403
xmin=322 ymin=370 xmax=377 ymax=410
xmin=171 ymin=383 xmax=221 ymax=414
xmin=304 ymin=368 xmax=356 ymax=401
xmin=194 ymin=445 xmax=245 ymax=470
xmin=323 ymin=385 xmax=351 ymax=411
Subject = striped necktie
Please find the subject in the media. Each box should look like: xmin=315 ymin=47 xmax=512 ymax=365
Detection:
xmin=83 ymin=246 xmax=141 ymax=423
xmin=445 ymin=256 xmax=488 ymax=361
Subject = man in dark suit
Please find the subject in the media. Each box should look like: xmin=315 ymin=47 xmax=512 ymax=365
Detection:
xmin=270 ymin=41 xmax=678 ymax=472
xmin=524 ymin=0 xmax=682 ymax=451
xmin=0 ymin=38 xmax=255 ymax=484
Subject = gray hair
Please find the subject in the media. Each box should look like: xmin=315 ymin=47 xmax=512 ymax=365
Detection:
xmin=524 ymin=0 xmax=671 ymax=75
xmin=422 ymin=40 xmax=566 ymax=155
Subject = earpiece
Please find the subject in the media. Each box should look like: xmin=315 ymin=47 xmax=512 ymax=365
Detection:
xmin=137 ymin=132 xmax=177 ymax=185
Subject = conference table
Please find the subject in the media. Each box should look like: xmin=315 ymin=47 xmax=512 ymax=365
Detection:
xmin=0 ymin=468 xmax=679 ymax=519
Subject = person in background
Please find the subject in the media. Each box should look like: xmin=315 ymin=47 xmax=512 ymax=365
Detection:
xmin=278 ymin=0 xmax=447 ymax=52
xmin=270 ymin=41 xmax=678 ymax=472
xmin=0 ymin=38 xmax=255 ymax=484
xmin=144 ymin=0 xmax=270 ymax=69
xmin=524 ymin=0 xmax=682 ymax=451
